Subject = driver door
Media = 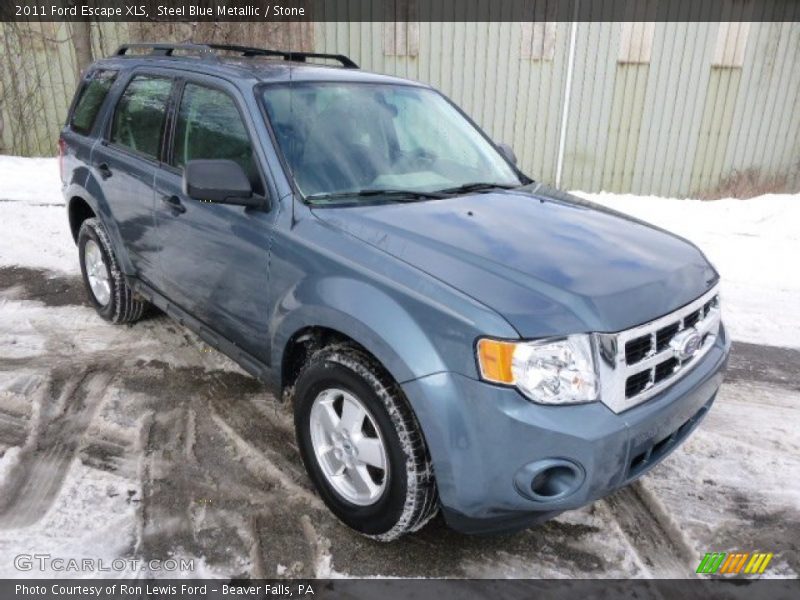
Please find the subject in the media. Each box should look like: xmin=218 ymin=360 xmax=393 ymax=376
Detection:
xmin=154 ymin=78 xmax=273 ymax=362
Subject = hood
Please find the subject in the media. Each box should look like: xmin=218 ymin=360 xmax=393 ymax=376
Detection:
xmin=311 ymin=184 xmax=718 ymax=336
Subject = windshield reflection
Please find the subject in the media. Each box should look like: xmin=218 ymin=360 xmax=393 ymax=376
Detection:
xmin=261 ymin=82 xmax=521 ymax=203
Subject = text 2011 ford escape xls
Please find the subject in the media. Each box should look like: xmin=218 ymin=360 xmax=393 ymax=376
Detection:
xmin=60 ymin=43 xmax=730 ymax=540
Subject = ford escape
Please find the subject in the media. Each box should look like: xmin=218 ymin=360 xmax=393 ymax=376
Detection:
xmin=60 ymin=43 xmax=730 ymax=540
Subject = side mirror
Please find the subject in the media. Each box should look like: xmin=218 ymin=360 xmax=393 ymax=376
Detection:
xmin=497 ymin=142 xmax=517 ymax=165
xmin=183 ymin=159 xmax=259 ymax=207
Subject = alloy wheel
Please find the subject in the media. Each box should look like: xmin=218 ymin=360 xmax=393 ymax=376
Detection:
xmin=83 ymin=239 xmax=111 ymax=306
xmin=309 ymin=387 xmax=389 ymax=506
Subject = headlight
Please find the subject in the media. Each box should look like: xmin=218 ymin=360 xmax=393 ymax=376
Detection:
xmin=476 ymin=335 xmax=598 ymax=404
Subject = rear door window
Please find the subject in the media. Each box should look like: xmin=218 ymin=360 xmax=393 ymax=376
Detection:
xmin=70 ymin=70 xmax=117 ymax=135
xmin=110 ymin=75 xmax=173 ymax=160
xmin=171 ymin=83 xmax=261 ymax=192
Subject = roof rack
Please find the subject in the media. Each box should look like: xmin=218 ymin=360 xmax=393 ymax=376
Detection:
xmin=114 ymin=43 xmax=359 ymax=69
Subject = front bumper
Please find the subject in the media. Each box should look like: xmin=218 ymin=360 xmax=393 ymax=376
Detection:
xmin=401 ymin=325 xmax=731 ymax=534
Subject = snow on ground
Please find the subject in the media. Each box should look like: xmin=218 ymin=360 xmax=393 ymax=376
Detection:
xmin=0 ymin=155 xmax=798 ymax=579
xmin=0 ymin=157 xmax=76 ymax=274
xmin=573 ymin=191 xmax=800 ymax=349
xmin=0 ymin=156 xmax=63 ymax=206
xmin=0 ymin=446 xmax=21 ymax=486
xmin=0 ymin=202 xmax=78 ymax=274
xmin=642 ymin=379 xmax=800 ymax=578
xmin=0 ymin=457 xmax=140 ymax=578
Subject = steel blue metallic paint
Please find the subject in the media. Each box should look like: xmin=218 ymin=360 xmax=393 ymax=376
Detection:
xmin=311 ymin=187 xmax=719 ymax=336
xmin=402 ymin=328 xmax=730 ymax=533
xmin=266 ymin=207 xmax=519 ymax=383
xmin=61 ymin=54 xmax=730 ymax=535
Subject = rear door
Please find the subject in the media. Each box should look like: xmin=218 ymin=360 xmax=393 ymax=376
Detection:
xmin=154 ymin=76 xmax=273 ymax=362
xmin=90 ymin=72 xmax=174 ymax=287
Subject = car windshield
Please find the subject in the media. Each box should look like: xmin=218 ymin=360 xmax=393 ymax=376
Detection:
xmin=260 ymin=82 xmax=522 ymax=203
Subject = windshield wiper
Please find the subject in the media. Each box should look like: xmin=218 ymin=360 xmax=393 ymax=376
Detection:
xmin=435 ymin=182 xmax=518 ymax=195
xmin=305 ymin=188 xmax=447 ymax=204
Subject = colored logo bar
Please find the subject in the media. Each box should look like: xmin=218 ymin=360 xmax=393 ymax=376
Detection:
xmin=696 ymin=552 xmax=774 ymax=574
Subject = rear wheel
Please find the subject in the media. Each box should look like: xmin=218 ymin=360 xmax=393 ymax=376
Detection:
xmin=294 ymin=344 xmax=439 ymax=541
xmin=78 ymin=218 xmax=147 ymax=324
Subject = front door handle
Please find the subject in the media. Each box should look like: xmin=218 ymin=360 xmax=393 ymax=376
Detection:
xmin=96 ymin=162 xmax=112 ymax=180
xmin=161 ymin=195 xmax=186 ymax=214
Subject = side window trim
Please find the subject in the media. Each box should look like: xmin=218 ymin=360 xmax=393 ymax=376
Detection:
xmin=104 ymin=71 xmax=175 ymax=165
xmin=162 ymin=78 xmax=185 ymax=171
xmin=166 ymin=77 xmax=267 ymax=197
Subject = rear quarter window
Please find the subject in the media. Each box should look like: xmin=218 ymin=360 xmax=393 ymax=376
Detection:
xmin=69 ymin=70 xmax=117 ymax=135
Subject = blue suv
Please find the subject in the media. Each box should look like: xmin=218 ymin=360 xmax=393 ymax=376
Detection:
xmin=61 ymin=43 xmax=730 ymax=540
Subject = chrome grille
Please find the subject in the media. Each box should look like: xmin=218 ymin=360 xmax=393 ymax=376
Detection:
xmin=594 ymin=285 xmax=721 ymax=413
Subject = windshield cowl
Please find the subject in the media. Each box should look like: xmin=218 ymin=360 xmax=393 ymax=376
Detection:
xmin=304 ymin=183 xmax=521 ymax=206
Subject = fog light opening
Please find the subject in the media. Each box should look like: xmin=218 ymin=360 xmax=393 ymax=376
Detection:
xmin=514 ymin=458 xmax=584 ymax=502
xmin=530 ymin=465 xmax=578 ymax=499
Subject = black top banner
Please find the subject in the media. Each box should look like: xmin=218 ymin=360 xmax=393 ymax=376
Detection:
xmin=2 ymin=0 xmax=799 ymax=23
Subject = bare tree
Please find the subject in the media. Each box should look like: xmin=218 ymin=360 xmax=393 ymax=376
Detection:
xmin=0 ymin=96 xmax=5 ymax=154
xmin=130 ymin=20 xmax=314 ymax=53
xmin=1 ymin=23 xmax=48 ymax=155
xmin=70 ymin=21 xmax=92 ymax=78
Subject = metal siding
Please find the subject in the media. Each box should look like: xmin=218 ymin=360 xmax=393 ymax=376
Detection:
xmin=763 ymin=22 xmax=799 ymax=179
xmin=1 ymin=19 xmax=798 ymax=197
xmin=567 ymin=22 xmax=599 ymax=192
xmin=646 ymin=22 xmax=691 ymax=194
xmin=0 ymin=26 xmax=8 ymax=153
xmin=757 ymin=22 xmax=800 ymax=182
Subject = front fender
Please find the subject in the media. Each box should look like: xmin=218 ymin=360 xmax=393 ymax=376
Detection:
xmin=272 ymin=276 xmax=448 ymax=384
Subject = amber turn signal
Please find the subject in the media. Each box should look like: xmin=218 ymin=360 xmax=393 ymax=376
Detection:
xmin=476 ymin=339 xmax=517 ymax=384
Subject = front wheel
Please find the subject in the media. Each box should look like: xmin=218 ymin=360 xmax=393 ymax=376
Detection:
xmin=294 ymin=344 xmax=438 ymax=541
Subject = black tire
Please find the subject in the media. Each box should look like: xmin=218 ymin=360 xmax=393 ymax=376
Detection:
xmin=77 ymin=217 xmax=147 ymax=324
xmin=293 ymin=344 xmax=439 ymax=541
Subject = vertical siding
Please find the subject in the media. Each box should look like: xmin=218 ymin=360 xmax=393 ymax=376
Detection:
xmin=1 ymin=19 xmax=798 ymax=197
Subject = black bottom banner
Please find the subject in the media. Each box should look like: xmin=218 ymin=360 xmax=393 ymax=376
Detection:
xmin=3 ymin=579 xmax=799 ymax=600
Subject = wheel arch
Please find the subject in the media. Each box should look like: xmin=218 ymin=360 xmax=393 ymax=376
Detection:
xmin=273 ymin=279 xmax=450 ymax=395
xmin=65 ymin=178 xmax=135 ymax=275
xmin=281 ymin=325 xmax=394 ymax=395
xmin=67 ymin=195 xmax=95 ymax=243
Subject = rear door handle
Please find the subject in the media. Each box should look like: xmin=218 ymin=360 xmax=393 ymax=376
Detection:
xmin=161 ymin=194 xmax=186 ymax=214
xmin=96 ymin=162 xmax=112 ymax=179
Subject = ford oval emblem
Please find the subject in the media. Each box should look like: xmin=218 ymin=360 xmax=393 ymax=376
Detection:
xmin=670 ymin=329 xmax=702 ymax=361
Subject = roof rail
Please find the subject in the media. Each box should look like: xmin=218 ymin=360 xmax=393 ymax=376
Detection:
xmin=206 ymin=44 xmax=359 ymax=68
xmin=115 ymin=43 xmax=216 ymax=59
xmin=114 ymin=43 xmax=359 ymax=69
